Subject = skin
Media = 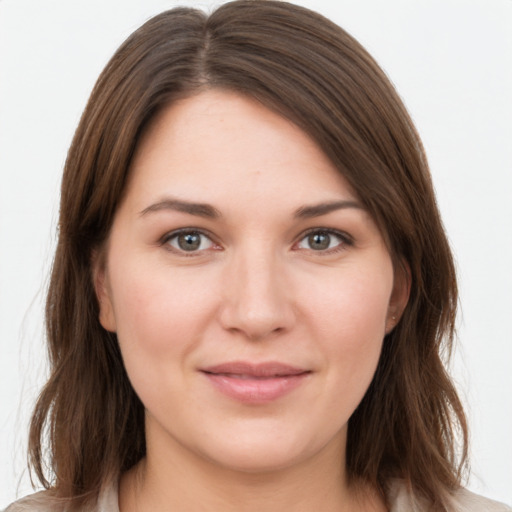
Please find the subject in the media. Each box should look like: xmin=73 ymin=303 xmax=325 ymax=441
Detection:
xmin=95 ymin=90 xmax=408 ymax=511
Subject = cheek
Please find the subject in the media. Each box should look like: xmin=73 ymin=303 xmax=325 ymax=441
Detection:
xmin=313 ymin=264 xmax=392 ymax=342
xmin=106 ymin=263 xmax=220 ymax=415
xmin=307 ymin=262 xmax=393 ymax=398
xmin=108 ymin=260 xmax=217 ymax=362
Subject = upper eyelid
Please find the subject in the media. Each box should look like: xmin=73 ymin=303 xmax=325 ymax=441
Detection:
xmin=292 ymin=228 xmax=354 ymax=254
xmin=158 ymin=226 xmax=353 ymax=250
xmin=159 ymin=228 xmax=221 ymax=256
xmin=296 ymin=227 xmax=353 ymax=243
xmin=160 ymin=227 xmax=217 ymax=244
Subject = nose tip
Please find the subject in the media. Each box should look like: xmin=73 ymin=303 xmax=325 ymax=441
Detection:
xmin=218 ymin=257 xmax=294 ymax=341
xmin=221 ymin=304 xmax=287 ymax=341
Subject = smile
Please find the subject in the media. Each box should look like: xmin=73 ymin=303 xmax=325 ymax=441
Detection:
xmin=201 ymin=361 xmax=311 ymax=404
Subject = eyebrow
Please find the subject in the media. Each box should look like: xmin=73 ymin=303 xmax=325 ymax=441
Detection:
xmin=139 ymin=197 xmax=363 ymax=220
xmin=294 ymin=200 xmax=364 ymax=218
xmin=139 ymin=198 xmax=221 ymax=218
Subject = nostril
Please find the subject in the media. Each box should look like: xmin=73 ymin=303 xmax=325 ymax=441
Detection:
xmin=218 ymin=258 xmax=295 ymax=339
xmin=219 ymin=302 xmax=294 ymax=341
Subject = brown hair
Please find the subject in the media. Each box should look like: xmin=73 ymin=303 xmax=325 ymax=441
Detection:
xmin=29 ymin=1 xmax=468 ymax=510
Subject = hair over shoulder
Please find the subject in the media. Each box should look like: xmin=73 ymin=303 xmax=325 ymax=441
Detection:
xmin=28 ymin=1 xmax=468 ymax=510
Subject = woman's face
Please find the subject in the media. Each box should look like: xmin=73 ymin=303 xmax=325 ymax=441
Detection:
xmin=95 ymin=90 xmax=407 ymax=474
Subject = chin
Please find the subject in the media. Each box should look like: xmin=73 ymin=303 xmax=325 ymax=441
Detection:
xmin=191 ymin=421 xmax=344 ymax=475
xmin=203 ymin=444 xmax=309 ymax=474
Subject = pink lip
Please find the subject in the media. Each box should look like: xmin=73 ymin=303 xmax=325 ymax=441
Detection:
xmin=201 ymin=361 xmax=310 ymax=404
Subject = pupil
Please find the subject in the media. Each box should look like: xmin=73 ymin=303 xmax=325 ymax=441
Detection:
xmin=309 ymin=232 xmax=330 ymax=250
xmin=178 ymin=233 xmax=201 ymax=251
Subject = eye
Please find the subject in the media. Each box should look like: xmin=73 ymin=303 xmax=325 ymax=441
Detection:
xmin=296 ymin=229 xmax=351 ymax=252
xmin=164 ymin=230 xmax=216 ymax=253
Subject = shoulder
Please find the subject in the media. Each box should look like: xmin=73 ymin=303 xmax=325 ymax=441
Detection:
xmin=388 ymin=480 xmax=512 ymax=512
xmin=3 ymin=484 xmax=118 ymax=512
xmin=3 ymin=491 xmax=64 ymax=512
xmin=450 ymin=488 xmax=512 ymax=512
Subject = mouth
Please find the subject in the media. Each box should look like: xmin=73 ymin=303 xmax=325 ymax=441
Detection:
xmin=200 ymin=361 xmax=311 ymax=403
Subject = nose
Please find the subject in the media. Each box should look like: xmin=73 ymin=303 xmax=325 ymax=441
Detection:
xmin=218 ymin=248 xmax=295 ymax=341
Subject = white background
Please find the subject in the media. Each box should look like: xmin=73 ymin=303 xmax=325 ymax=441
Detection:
xmin=1 ymin=0 xmax=511 ymax=507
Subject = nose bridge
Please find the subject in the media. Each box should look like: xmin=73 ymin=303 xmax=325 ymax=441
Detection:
xmin=220 ymin=241 xmax=293 ymax=340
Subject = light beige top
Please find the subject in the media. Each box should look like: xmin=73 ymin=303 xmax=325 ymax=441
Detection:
xmin=4 ymin=481 xmax=512 ymax=512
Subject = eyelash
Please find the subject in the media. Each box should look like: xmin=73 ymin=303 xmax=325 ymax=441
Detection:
xmin=294 ymin=228 xmax=353 ymax=254
xmin=160 ymin=228 xmax=220 ymax=256
xmin=160 ymin=227 xmax=353 ymax=256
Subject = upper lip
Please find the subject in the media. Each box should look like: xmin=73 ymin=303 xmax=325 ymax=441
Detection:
xmin=201 ymin=361 xmax=310 ymax=377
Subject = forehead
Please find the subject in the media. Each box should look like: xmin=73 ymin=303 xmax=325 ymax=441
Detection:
xmin=126 ymin=90 xmax=359 ymax=211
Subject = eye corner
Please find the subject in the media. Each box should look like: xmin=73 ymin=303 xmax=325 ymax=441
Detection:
xmin=160 ymin=228 xmax=222 ymax=255
xmin=294 ymin=228 xmax=354 ymax=254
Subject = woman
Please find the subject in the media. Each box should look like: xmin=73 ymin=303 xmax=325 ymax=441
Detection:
xmin=4 ymin=1 xmax=511 ymax=511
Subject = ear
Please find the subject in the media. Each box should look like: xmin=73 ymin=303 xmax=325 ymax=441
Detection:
xmin=385 ymin=260 xmax=411 ymax=334
xmin=91 ymin=250 xmax=117 ymax=332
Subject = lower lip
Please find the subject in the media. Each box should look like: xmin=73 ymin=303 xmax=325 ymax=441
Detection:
xmin=203 ymin=372 xmax=309 ymax=404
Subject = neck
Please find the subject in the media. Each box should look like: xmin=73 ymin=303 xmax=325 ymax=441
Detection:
xmin=119 ymin=430 xmax=386 ymax=512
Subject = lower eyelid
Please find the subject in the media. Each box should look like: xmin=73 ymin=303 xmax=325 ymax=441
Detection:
xmin=161 ymin=229 xmax=218 ymax=252
xmin=159 ymin=228 xmax=353 ymax=254
xmin=295 ymin=229 xmax=353 ymax=251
